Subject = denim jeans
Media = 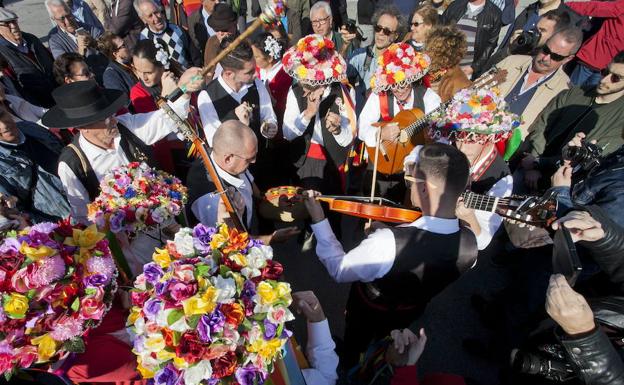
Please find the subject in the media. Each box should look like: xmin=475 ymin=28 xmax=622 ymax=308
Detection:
xmin=570 ymin=62 xmax=602 ymax=88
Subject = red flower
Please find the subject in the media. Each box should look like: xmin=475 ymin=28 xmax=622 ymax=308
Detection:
xmin=211 ymin=351 xmax=237 ymax=379
xmin=260 ymin=260 xmax=283 ymax=281
xmin=176 ymin=331 xmax=206 ymax=364
xmin=481 ymin=96 xmax=493 ymax=105
xmin=162 ymin=328 xmax=176 ymax=348
xmin=220 ymin=303 xmax=245 ymax=327
xmin=130 ymin=290 xmax=150 ymax=307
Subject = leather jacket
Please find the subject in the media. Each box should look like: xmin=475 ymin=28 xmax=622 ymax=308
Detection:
xmin=441 ymin=0 xmax=502 ymax=78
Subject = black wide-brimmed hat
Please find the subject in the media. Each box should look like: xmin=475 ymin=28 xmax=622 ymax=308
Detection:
xmin=41 ymin=80 xmax=129 ymax=129
xmin=207 ymin=3 xmax=237 ymax=32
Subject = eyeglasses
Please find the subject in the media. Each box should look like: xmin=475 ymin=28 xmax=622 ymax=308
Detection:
xmin=53 ymin=14 xmax=74 ymax=23
xmin=232 ymin=153 xmax=256 ymax=163
xmin=374 ymin=25 xmax=396 ymax=36
xmin=540 ymin=45 xmax=570 ymax=62
xmin=411 ymin=21 xmax=424 ymax=27
xmin=311 ymin=15 xmax=330 ymax=27
xmin=0 ymin=20 xmax=18 ymax=27
xmin=600 ymin=68 xmax=622 ymax=83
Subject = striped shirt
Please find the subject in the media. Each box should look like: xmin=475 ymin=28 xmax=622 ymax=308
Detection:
xmin=456 ymin=3 xmax=485 ymax=67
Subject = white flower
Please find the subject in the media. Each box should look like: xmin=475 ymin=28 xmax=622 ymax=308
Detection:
xmin=169 ymin=315 xmax=190 ymax=332
xmin=184 ymin=360 xmax=213 ymax=385
xmin=263 ymin=35 xmax=283 ymax=60
xmin=174 ymin=228 xmax=195 ymax=257
xmin=155 ymin=48 xmax=170 ymax=70
xmin=213 ymin=276 xmax=236 ymax=303
xmin=247 ymin=247 xmax=269 ymax=269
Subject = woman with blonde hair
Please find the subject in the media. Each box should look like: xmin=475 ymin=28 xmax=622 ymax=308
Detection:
xmin=407 ymin=4 xmax=439 ymax=51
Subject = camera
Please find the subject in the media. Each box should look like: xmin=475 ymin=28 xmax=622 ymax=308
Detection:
xmin=511 ymin=28 xmax=542 ymax=55
xmin=561 ymin=140 xmax=603 ymax=173
xmin=511 ymin=346 xmax=576 ymax=382
xmin=344 ymin=19 xmax=366 ymax=42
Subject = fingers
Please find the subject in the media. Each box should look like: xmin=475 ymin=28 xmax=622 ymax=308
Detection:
xmin=303 ymin=189 xmax=321 ymax=199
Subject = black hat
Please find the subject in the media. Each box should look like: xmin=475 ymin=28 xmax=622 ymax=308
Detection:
xmin=41 ymin=80 xmax=129 ymax=129
xmin=207 ymin=3 xmax=237 ymax=32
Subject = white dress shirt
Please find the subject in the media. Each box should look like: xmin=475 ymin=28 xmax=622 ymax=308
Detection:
xmin=197 ymin=77 xmax=277 ymax=146
xmin=201 ymin=8 xmax=216 ymax=37
xmin=57 ymin=97 xmax=190 ymax=223
xmin=282 ymin=85 xmax=355 ymax=148
xmin=190 ymin=156 xmax=255 ymax=228
xmin=302 ymin=320 xmax=339 ymax=385
xmin=358 ymin=88 xmax=441 ymax=148
xmin=311 ymin=216 xmax=460 ymax=283
xmin=258 ymin=62 xmax=283 ymax=83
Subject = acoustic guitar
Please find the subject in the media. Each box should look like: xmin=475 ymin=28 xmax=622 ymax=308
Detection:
xmin=366 ymin=68 xmax=508 ymax=175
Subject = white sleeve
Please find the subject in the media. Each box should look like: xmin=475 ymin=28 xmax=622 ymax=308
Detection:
xmin=302 ymin=320 xmax=338 ymax=385
xmin=474 ymin=175 xmax=514 ymax=250
xmin=333 ymin=88 xmax=355 ymax=147
xmin=357 ymin=92 xmax=381 ymax=148
xmin=256 ymin=79 xmax=277 ymax=125
xmin=423 ymin=88 xmax=442 ymax=114
xmin=57 ymin=161 xmax=91 ymax=225
xmin=310 ymin=219 xmax=396 ymax=283
xmin=117 ymin=97 xmax=190 ymax=145
xmin=197 ymin=89 xmax=221 ymax=147
xmin=190 ymin=193 xmax=220 ymax=227
xmin=403 ymin=144 xmax=424 ymax=171
xmin=282 ymin=87 xmax=310 ymax=141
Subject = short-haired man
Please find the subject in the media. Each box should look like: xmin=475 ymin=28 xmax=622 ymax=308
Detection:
xmin=187 ymin=0 xmax=219 ymax=58
xmin=303 ymin=143 xmax=477 ymax=367
xmin=309 ymin=1 xmax=356 ymax=57
xmin=347 ymin=5 xmax=406 ymax=110
xmin=135 ymin=0 xmax=201 ymax=68
xmin=198 ymin=38 xmax=278 ymax=190
xmin=495 ymin=27 xmax=582 ymax=141
xmin=515 ymin=51 xmax=624 ymax=192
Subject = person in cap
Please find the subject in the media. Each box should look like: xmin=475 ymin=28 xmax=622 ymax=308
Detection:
xmin=0 ymin=8 xmax=57 ymax=108
xmin=202 ymin=2 xmax=238 ymax=71
xmin=48 ymin=68 xmax=202 ymax=224
xmin=358 ymin=42 xmax=441 ymax=203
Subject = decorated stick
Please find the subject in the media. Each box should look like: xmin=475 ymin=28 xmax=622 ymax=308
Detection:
xmin=165 ymin=0 xmax=287 ymax=102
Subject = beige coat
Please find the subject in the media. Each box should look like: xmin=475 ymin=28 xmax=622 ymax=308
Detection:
xmin=495 ymin=54 xmax=571 ymax=139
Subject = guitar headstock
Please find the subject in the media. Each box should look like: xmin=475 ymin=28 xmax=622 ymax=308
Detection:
xmin=499 ymin=191 xmax=558 ymax=229
xmin=471 ymin=68 xmax=508 ymax=91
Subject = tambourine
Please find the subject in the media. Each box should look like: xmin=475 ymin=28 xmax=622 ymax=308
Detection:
xmin=258 ymin=186 xmax=309 ymax=222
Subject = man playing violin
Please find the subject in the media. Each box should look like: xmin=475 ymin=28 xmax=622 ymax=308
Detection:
xmin=303 ymin=143 xmax=477 ymax=367
xmin=358 ymin=42 xmax=441 ymax=203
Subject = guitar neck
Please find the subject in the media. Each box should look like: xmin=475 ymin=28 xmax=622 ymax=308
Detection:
xmin=461 ymin=191 xmax=502 ymax=213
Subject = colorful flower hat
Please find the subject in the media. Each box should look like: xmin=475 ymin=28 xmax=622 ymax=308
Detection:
xmin=370 ymin=43 xmax=431 ymax=93
xmin=428 ymin=87 xmax=521 ymax=144
xmin=282 ymin=34 xmax=346 ymax=86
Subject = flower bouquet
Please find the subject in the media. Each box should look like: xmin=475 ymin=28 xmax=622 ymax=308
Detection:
xmin=429 ymin=87 xmax=521 ymax=144
xmin=282 ymin=34 xmax=346 ymax=86
xmin=88 ymin=162 xmax=188 ymax=235
xmin=0 ymin=222 xmax=117 ymax=377
xmin=128 ymin=223 xmax=294 ymax=385
xmin=370 ymin=43 xmax=431 ymax=93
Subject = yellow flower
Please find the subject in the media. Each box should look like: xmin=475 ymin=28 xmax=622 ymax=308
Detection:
xmin=229 ymin=252 xmax=247 ymax=267
xmin=3 ymin=293 xmax=29 ymax=319
xmin=153 ymin=248 xmax=173 ymax=269
xmin=31 ymin=334 xmax=58 ymax=362
xmin=393 ymin=71 xmax=406 ymax=83
xmin=296 ymin=66 xmax=308 ymax=79
xmin=173 ymin=355 xmax=191 ymax=370
xmin=247 ymin=338 xmax=284 ymax=360
xmin=203 ymin=286 xmax=218 ymax=304
xmin=256 ymin=281 xmax=278 ymax=305
xmin=156 ymin=349 xmax=177 ymax=362
xmin=182 ymin=289 xmax=217 ymax=316
xmin=231 ymin=272 xmax=244 ymax=291
xmin=127 ymin=307 xmax=142 ymax=326
xmin=137 ymin=357 xmax=156 ymax=378
xmin=64 ymin=224 xmax=105 ymax=249
xmin=144 ymin=334 xmax=166 ymax=352
xmin=19 ymin=242 xmax=56 ymax=261
xmin=275 ymin=282 xmax=292 ymax=302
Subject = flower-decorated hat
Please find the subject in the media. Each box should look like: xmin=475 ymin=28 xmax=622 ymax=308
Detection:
xmin=370 ymin=43 xmax=431 ymax=93
xmin=282 ymin=34 xmax=346 ymax=86
xmin=428 ymin=87 xmax=521 ymax=144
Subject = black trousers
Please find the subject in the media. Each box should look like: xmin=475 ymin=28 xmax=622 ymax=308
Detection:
xmin=362 ymin=170 xmax=407 ymax=205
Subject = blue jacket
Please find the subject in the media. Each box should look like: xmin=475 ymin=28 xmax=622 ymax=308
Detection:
xmin=0 ymin=122 xmax=70 ymax=223
xmin=102 ymin=61 xmax=137 ymax=95
xmin=550 ymin=146 xmax=624 ymax=227
xmin=47 ymin=22 xmax=103 ymax=59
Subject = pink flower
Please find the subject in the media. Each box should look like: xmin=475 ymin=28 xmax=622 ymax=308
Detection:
xmin=32 ymin=255 xmax=66 ymax=286
xmin=51 ymin=315 xmax=83 ymax=341
xmin=10 ymin=266 xmax=38 ymax=293
xmin=79 ymin=297 xmax=105 ymax=320
xmin=0 ymin=352 xmax=14 ymax=373
xmin=16 ymin=345 xmax=37 ymax=368
xmin=85 ymin=256 xmax=115 ymax=282
xmin=169 ymin=281 xmax=197 ymax=303
xmin=173 ymin=264 xmax=195 ymax=283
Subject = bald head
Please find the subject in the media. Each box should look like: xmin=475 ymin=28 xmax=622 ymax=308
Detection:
xmin=213 ymin=120 xmax=257 ymax=151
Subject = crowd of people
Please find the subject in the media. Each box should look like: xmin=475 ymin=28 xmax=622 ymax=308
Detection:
xmin=1 ymin=0 xmax=624 ymax=383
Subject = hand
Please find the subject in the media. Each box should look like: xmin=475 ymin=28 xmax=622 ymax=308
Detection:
xmin=551 ymin=161 xmax=572 ymax=188
xmin=302 ymin=190 xmax=325 ymax=223
xmin=268 ymin=226 xmax=301 ymax=244
xmin=385 ymin=328 xmax=427 ymax=367
xmin=178 ymin=67 xmax=204 ymax=93
xmin=520 ymin=154 xmax=537 ymax=170
xmin=552 ymin=211 xmax=605 ymax=243
xmin=303 ymin=87 xmax=324 ymax=120
xmin=292 ymin=291 xmax=326 ymax=323
xmin=260 ymin=121 xmax=278 ymax=139
xmin=339 ymin=26 xmax=357 ymax=46
xmin=325 ymin=111 xmax=342 ymax=135
xmin=7 ymin=212 xmax=29 ymax=230
xmin=380 ymin=122 xmax=400 ymax=142
xmin=461 ymin=65 xmax=473 ymax=78
xmin=546 ymin=274 xmax=595 ymax=336
xmin=455 ymin=197 xmax=476 ymax=221
xmin=524 ymin=169 xmax=542 ymax=191
xmin=234 ymin=102 xmax=253 ymax=126
xmin=160 ymin=71 xmax=178 ymax=97
xmin=76 ymin=33 xmax=90 ymax=55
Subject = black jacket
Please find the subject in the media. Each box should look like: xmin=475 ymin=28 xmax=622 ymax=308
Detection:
xmin=441 ymin=0 xmax=502 ymax=78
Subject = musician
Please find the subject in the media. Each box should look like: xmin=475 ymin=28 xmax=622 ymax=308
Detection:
xmin=186 ymin=119 xmax=299 ymax=243
xmin=282 ymin=34 xmax=356 ymax=197
xmin=358 ymin=42 xmax=441 ymax=203
xmin=197 ymin=37 xmax=278 ymax=190
xmin=303 ymin=143 xmax=477 ymax=367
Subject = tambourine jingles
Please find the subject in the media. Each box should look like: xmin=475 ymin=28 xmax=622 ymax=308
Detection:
xmin=259 ymin=186 xmax=310 ymax=222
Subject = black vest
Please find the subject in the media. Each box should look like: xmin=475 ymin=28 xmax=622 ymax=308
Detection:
xmin=364 ymin=225 xmax=477 ymax=310
xmin=383 ymin=85 xmax=427 ymax=119
xmin=290 ymin=82 xmax=350 ymax=170
xmin=470 ymin=154 xmax=510 ymax=195
xmin=58 ymin=125 xmax=156 ymax=201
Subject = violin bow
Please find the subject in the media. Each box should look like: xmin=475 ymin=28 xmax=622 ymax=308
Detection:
xmin=368 ymin=123 xmax=385 ymax=226
xmin=163 ymin=0 xmax=287 ymax=102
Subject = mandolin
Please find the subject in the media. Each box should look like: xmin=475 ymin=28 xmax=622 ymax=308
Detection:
xmin=367 ymin=68 xmax=508 ymax=176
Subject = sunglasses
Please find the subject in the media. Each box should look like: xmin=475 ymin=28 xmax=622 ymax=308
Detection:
xmin=374 ymin=25 xmax=396 ymax=36
xmin=600 ymin=68 xmax=622 ymax=83
xmin=540 ymin=45 xmax=570 ymax=62
xmin=411 ymin=21 xmax=424 ymax=27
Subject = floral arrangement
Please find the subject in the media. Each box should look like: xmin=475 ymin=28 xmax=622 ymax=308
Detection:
xmin=0 ymin=222 xmax=117 ymax=376
xmin=263 ymin=35 xmax=283 ymax=61
xmin=154 ymin=42 xmax=170 ymax=70
xmin=259 ymin=0 xmax=287 ymax=29
xmin=370 ymin=43 xmax=431 ymax=93
xmin=282 ymin=34 xmax=346 ymax=86
xmin=128 ymin=223 xmax=293 ymax=385
xmin=429 ymin=87 xmax=521 ymax=143
xmin=88 ymin=162 xmax=187 ymax=235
